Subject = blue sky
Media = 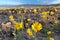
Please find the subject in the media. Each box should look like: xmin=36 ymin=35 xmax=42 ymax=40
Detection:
xmin=0 ymin=0 xmax=60 ymax=5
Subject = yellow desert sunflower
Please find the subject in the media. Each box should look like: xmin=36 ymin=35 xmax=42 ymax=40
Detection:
xmin=50 ymin=11 xmax=54 ymax=15
xmin=42 ymin=11 xmax=48 ymax=15
xmin=49 ymin=37 xmax=54 ymax=40
xmin=18 ymin=11 xmax=21 ymax=14
xmin=41 ymin=11 xmax=48 ymax=19
xmin=9 ymin=10 xmax=11 ymax=13
xmin=15 ymin=22 xmax=23 ymax=30
xmin=47 ymin=31 xmax=52 ymax=35
xmin=26 ymin=28 xmax=33 ymax=36
xmin=27 ymin=18 xmax=31 ymax=21
xmin=31 ymin=21 xmax=42 ymax=32
xmin=9 ymin=15 xmax=14 ymax=19
xmin=33 ymin=9 xmax=37 ymax=14
xmin=54 ymin=20 xmax=59 ymax=24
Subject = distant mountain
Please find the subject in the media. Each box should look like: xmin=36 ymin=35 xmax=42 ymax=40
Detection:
xmin=0 ymin=4 xmax=60 ymax=7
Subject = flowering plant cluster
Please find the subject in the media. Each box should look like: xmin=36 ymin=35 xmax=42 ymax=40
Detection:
xmin=0 ymin=7 xmax=60 ymax=40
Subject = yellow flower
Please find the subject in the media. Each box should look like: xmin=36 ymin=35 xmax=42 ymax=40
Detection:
xmin=41 ymin=11 xmax=48 ymax=19
xmin=42 ymin=15 xmax=47 ymax=19
xmin=26 ymin=28 xmax=33 ymax=36
xmin=26 ymin=23 xmax=28 ymax=26
xmin=49 ymin=37 xmax=54 ymax=40
xmin=33 ymin=9 xmax=37 ymax=13
xmin=15 ymin=22 xmax=23 ymax=30
xmin=42 ymin=11 xmax=48 ymax=15
xmin=9 ymin=10 xmax=11 ymax=13
xmin=27 ymin=18 xmax=31 ymax=21
xmin=54 ymin=20 xmax=59 ymax=24
xmin=50 ymin=12 xmax=54 ymax=15
xmin=9 ymin=15 xmax=14 ymax=19
xmin=32 ymin=21 xmax=42 ymax=32
xmin=47 ymin=31 xmax=51 ymax=35
xmin=18 ymin=11 xmax=21 ymax=14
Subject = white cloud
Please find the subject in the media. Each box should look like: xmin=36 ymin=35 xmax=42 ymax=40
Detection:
xmin=0 ymin=1 xmax=23 ymax=5
xmin=7 ymin=2 xmax=22 ymax=5
xmin=49 ymin=0 xmax=60 ymax=4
